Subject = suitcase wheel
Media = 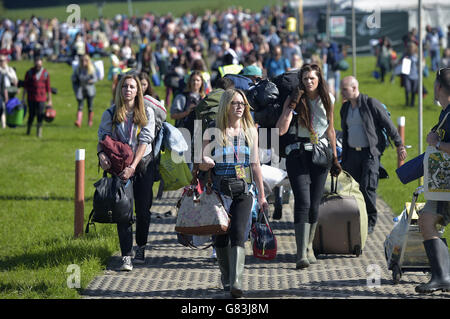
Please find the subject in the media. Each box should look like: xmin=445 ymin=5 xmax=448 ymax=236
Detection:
xmin=392 ymin=264 xmax=402 ymax=284
xmin=353 ymin=245 xmax=362 ymax=257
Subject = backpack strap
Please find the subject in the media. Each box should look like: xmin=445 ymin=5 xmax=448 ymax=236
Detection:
xmin=85 ymin=209 xmax=96 ymax=234
xmin=366 ymin=97 xmax=393 ymax=149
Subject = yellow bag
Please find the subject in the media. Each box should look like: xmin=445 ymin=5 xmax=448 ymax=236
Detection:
xmin=159 ymin=150 xmax=192 ymax=191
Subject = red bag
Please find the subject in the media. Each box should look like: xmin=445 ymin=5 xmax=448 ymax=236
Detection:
xmin=99 ymin=135 xmax=134 ymax=176
xmin=251 ymin=211 xmax=277 ymax=260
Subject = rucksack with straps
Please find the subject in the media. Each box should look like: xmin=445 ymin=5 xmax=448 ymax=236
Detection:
xmin=143 ymin=94 xmax=167 ymax=133
xmin=195 ymin=88 xmax=224 ymax=134
xmin=85 ymin=172 xmax=134 ymax=233
xmin=367 ymin=98 xmax=393 ymax=155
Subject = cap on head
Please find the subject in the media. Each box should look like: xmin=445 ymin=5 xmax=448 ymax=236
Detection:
xmin=242 ymin=65 xmax=262 ymax=77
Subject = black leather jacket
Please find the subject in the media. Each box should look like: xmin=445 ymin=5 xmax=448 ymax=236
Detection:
xmin=340 ymin=93 xmax=402 ymax=161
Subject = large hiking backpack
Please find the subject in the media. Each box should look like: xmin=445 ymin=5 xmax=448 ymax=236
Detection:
xmin=195 ymin=88 xmax=224 ymax=133
xmin=271 ymin=70 xmax=301 ymax=157
xmin=272 ymin=70 xmax=300 ymax=107
xmin=143 ymin=95 xmax=167 ymax=132
xmin=247 ymin=79 xmax=282 ymax=129
xmin=246 ymin=79 xmax=280 ymax=113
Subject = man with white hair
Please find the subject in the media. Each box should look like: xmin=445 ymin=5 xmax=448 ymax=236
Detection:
xmin=340 ymin=76 xmax=407 ymax=234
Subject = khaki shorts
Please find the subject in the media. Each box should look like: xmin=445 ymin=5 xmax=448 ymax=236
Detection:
xmin=421 ymin=200 xmax=450 ymax=226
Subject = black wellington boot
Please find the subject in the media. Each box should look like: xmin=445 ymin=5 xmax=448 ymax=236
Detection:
xmin=415 ymin=238 xmax=450 ymax=293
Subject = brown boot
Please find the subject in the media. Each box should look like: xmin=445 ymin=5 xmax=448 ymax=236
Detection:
xmin=74 ymin=111 xmax=82 ymax=128
xmin=88 ymin=111 xmax=94 ymax=127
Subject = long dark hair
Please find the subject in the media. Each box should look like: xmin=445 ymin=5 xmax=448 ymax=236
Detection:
xmin=289 ymin=63 xmax=332 ymax=132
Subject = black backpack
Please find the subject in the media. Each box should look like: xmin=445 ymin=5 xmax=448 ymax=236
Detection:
xmin=85 ymin=172 xmax=134 ymax=233
xmin=272 ymin=70 xmax=300 ymax=107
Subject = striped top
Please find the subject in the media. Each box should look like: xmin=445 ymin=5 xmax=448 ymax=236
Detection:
xmin=212 ymin=132 xmax=250 ymax=178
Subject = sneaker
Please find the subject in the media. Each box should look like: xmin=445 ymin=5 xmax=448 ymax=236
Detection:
xmin=134 ymin=245 xmax=146 ymax=264
xmin=120 ymin=256 xmax=133 ymax=271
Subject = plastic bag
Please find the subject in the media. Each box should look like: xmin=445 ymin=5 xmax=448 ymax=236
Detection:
xmin=384 ymin=209 xmax=409 ymax=268
xmin=260 ymin=164 xmax=287 ymax=192
xmin=159 ymin=150 xmax=192 ymax=191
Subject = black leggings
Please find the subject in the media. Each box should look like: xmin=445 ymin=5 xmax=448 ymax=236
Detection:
xmin=286 ymin=150 xmax=329 ymax=224
xmin=117 ymin=156 xmax=154 ymax=256
xmin=77 ymin=95 xmax=94 ymax=112
xmin=215 ymin=193 xmax=253 ymax=249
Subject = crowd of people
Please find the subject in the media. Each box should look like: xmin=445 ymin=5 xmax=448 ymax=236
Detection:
xmin=1 ymin=4 xmax=449 ymax=298
xmin=374 ymin=24 xmax=450 ymax=107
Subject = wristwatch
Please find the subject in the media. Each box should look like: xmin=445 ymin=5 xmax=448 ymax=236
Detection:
xmin=436 ymin=141 xmax=441 ymax=150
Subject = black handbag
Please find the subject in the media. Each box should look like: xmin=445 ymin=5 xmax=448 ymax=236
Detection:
xmin=312 ymin=138 xmax=333 ymax=168
xmin=219 ymin=177 xmax=248 ymax=198
xmin=85 ymin=172 xmax=134 ymax=233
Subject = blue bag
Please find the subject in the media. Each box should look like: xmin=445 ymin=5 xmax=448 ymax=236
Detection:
xmin=162 ymin=121 xmax=189 ymax=154
xmin=224 ymin=74 xmax=253 ymax=91
xmin=395 ymin=153 xmax=424 ymax=184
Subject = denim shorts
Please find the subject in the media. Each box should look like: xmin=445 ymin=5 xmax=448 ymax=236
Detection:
xmin=421 ymin=200 xmax=450 ymax=226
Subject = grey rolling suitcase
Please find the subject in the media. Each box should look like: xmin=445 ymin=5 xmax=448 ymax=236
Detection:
xmin=313 ymin=172 xmax=368 ymax=256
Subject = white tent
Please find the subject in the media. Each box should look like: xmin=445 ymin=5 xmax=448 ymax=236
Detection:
xmin=339 ymin=0 xmax=450 ymax=46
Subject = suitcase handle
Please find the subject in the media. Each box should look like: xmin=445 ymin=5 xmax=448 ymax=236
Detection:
xmin=330 ymin=175 xmax=338 ymax=194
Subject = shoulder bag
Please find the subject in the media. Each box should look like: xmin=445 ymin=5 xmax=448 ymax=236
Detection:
xmin=175 ymin=166 xmax=230 ymax=236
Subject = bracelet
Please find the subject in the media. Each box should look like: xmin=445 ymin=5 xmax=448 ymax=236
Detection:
xmin=127 ymin=166 xmax=135 ymax=171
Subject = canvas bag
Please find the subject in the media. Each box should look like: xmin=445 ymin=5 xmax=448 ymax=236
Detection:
xmin=175 ymin=168 xmax=230 ymax=236
xmin=423 ymin=112 xmax=450 ymax=200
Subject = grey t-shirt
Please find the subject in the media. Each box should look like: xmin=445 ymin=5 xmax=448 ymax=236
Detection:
xmin=346 ymin=105 xmax=370 ymax=148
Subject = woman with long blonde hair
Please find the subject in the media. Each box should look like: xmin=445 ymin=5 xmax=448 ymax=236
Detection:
xmin=201 ymin=88 xmax=268 ymax=298
xmin=72 ymin=54 xmax=98 ymax=127
xmin=97 ymin=73 xmax=156 ymax=272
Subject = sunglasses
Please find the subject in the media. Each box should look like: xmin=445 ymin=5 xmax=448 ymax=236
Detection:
xmin=231 ymin=101 xmax=248 ymax=107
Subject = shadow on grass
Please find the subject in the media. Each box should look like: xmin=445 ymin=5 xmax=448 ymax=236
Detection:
xmin=0 ymin=195 xmax=93 ymax=201
xmin=0 ymin=238 xmax=113 ymax=271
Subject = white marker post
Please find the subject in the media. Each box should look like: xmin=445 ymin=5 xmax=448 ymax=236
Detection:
xmin=397 ymin=117 xmax=405 ymax=168
xmin=74 ymin=149 xmax=85 ymax=238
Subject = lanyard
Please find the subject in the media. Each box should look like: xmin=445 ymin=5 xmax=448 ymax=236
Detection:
xmin=124 ymin=116 xmax=134 ymax=145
